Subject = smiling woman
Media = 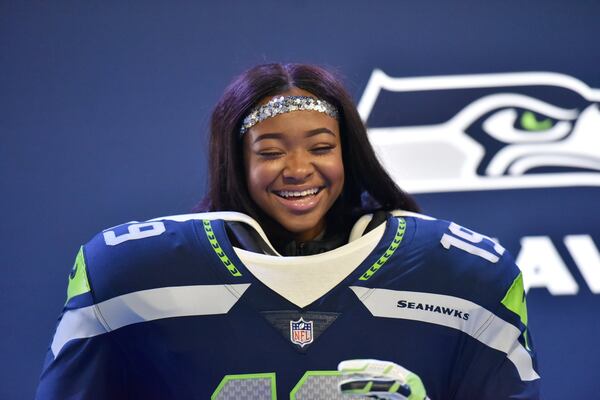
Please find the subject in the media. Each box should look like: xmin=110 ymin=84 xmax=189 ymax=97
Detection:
xmin=203 ymin=63 xmax=418 ymax=255
xmin=243 ymin=89 xmax=345 ymax=242
xmin=37 ymin=64 xmax=540 ymax=400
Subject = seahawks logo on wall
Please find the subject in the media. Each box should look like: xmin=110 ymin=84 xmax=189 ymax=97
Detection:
xmin=358 ymin=70 xmax=600 ymax=193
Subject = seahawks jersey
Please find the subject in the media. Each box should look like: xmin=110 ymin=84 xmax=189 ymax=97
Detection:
xmin=36 ymin=211 xmax=540 ymax=399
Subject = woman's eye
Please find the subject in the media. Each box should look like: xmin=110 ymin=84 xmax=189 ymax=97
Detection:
xmin=258 ymin=151 xmax=283 ymax=158
xmin=311 ymin=146 xmax=334 ymax=154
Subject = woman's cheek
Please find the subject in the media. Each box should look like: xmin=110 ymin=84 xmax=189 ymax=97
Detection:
xmin=250 ymin=162 xmax=277 ymax=189
xmin=319 ymin=154 xmax=345 ymax=184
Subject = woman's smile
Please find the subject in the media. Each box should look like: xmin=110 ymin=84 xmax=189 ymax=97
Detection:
xmin=271 ymin=186 xmax=325 ymax=213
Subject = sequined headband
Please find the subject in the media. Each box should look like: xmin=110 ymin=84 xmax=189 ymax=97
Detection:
xmin=240 ymin=95 xmax=339 ymax=135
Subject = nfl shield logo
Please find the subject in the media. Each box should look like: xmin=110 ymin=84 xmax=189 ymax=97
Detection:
xmin=290 ymin=317 xmax=313 ymax=347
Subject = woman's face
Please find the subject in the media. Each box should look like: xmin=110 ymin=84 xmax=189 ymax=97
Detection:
xmin=243 ymin=88 xmax=344 ymax=241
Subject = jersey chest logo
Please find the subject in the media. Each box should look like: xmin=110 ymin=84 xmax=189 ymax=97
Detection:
xmin=261 ymin=311 xmax=339 ymax=352
xmin=290 ymin=317 xmax=314 ymax=348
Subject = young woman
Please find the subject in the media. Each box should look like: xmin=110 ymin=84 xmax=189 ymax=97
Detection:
xmin=202 ymin=63 xmax=419 ymax=256
xmin=37 ymin=64 xmax=540 ymax=399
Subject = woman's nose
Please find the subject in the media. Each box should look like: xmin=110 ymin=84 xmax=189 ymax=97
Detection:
xmin=282 ymin=151 xmax=314 ymax=181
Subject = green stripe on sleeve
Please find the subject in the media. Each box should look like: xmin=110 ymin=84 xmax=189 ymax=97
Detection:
xmin=501 ymin=273 xmax=528 ymax=327
xmin=501 ymin=272 xmax=531 ymax=350
xmin=66 ymin=246 xmax=91 ymax=303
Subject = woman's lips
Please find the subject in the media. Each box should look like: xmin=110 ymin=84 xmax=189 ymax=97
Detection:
xmin=272 ymin=187 xmax=324 ymax=213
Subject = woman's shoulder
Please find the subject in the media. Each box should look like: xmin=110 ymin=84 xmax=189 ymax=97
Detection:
xmin=78 ymin=212 xmax=255 ymax=301
xmin=385 ymin=210 xmax=522 ymax=303
xmin=391 ymin=210 xmax=509 ymax=263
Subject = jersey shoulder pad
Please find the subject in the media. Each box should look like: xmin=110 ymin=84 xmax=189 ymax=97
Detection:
xmin=401 ymin=212 xmax=510 ymax=266
xmin=400 ymin=213 xmax=521 ymax=304
xmin=77 ymin=213 xmax=230 ymax=303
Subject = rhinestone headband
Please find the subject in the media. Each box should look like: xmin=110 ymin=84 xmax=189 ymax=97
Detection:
xmin=240 ymin=95 xmax=339 ymax=135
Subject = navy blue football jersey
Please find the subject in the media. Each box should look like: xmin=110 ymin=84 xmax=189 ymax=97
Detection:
xmin=37 ymin=212 xmax=540 ymax=399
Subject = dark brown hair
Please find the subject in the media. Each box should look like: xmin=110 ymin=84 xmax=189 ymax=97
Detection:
xmin=200 ymin=63 xmax=418 ymax=231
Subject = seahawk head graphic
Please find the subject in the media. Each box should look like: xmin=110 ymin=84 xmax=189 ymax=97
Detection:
xmin=358 ymin=70 xmax=600 ymax=193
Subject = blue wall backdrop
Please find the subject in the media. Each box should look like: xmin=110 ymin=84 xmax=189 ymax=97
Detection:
xmin=2 ymin=1 xmax=599 ymax=398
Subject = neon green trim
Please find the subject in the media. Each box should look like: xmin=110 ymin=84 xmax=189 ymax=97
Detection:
xmin=360 ymin=218 xmax=406 ymax=280
xmin=290 ymin=370 xmax=340 ymax=399
xmin=203 ymin=220 xmax=242 ymax=277
xmin=520 ymin=111 xmax=553 ymax=131
xmin=66 ymin=246 xmax=91 ymax=303
xmin=501 ymin=273 xmax=528 ymax=326
xmin=501 ymin=273 xmax=530 ymax=350
xmin=406 ymin=372 xmax=427 ymax=400
xmin=211 ymin=372 xmax=276 ymax=400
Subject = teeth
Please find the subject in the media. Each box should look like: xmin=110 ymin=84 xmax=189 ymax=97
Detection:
xmin=278 ymin=188 xmax=320 ymax=198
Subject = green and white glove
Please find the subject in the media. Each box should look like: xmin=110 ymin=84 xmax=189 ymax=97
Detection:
xmin=338 ymin=359 xmax=429 ymax=400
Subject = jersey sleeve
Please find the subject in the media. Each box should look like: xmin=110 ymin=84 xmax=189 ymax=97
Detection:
xmin=35 ymin=245 xmax=129 ymax=399
xmin=409 ymin=217 xmax=541 ymax=399
xmin=451 ymin=250 xmax=541 ymax=399
xmin=36 ymin=216 xmax=212 ymax=399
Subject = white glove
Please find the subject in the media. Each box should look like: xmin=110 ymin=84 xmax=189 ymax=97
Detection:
xmin=338 ymin=359 xmax=429 ymax=400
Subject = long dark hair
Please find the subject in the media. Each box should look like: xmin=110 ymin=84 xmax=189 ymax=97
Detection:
xmin=200 ymin=63 xmax=418 ymax=229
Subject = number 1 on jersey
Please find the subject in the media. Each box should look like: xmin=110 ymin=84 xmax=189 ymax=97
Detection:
xmin=440 ymin=222 xmax=505 ymax=263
